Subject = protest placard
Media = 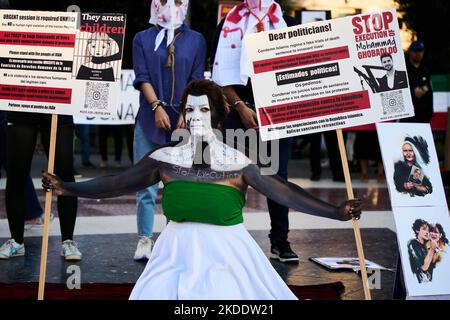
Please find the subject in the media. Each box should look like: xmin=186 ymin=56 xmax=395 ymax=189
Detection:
xmin=0 ymin=10 xmax=78 ymax=114
xmin=71 ymin=12 xmax=126 ymax=119
xmin=0 ymin=11 xmax=126 ymax=118
xmin=244 ymin=9 xmax=414 ymax=141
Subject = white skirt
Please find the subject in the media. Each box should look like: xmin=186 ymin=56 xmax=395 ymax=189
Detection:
xmin=129 ymin=221 xmax=297 ymax=300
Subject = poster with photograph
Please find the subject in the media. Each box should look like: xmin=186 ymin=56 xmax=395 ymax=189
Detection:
xmin=243 ymin=9 xmax=414 ymax=141
xmin=377 ymin=123 xmax=447 ymax=207
xmin=71 ymin=12 xmax=126 ymax=119
xmin=393 ymin=206 xmax=450 ymax=297
xmin=0 ymin=10 xmax=78 ymax=115
xmin=74 ymin=69 xmax=138 ymax=125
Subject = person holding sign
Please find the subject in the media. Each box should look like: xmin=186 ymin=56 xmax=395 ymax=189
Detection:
xmin=42 ymin=79 xmax=361 ymax=299
xmin=211 ymin=0 xmax=302 ymax=263
xmin=131 ymin=0 xmax=207 ymax=261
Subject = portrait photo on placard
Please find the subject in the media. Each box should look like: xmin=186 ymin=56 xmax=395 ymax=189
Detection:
xmin=376 ymin=123 xmax=447 ymax=207
xmin=393 ymin=206 xmax=450 ymax=297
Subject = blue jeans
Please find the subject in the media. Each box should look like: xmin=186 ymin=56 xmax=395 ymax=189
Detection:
xmin=134 ymin=122 xmax=159 ymax=238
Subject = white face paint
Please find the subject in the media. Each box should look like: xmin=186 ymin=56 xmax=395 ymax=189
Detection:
xmin=185 ymin=94 xmax=212 ymax=138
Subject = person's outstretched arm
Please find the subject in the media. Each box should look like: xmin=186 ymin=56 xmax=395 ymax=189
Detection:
xmin=42 ymin=156 xmax=161 ymax=199
xmin=243 ymin=164 xmax=361 ymax=221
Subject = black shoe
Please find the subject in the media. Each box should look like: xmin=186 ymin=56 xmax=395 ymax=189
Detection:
xmin=310 ymin=173 xmax=321 ymax=181
xmin=270 ymin=241 xmax=299 ymax=263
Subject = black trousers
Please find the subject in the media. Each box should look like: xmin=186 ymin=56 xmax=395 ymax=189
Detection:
xmin=267 ymin=137 xmax=292 ymax=244
xmin=5 ymin=122 xmax=78 ymax=244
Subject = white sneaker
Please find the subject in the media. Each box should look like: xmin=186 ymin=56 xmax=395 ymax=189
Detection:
xmin=61 ymin=240 xmax=82 ymax=261
xmin=0 ymin=239 xmax=25 ymax=259
xmin=99 ymin=161 xmax=108 ymax=168
xmin=133 ymin=236 xmax=154 ymax=261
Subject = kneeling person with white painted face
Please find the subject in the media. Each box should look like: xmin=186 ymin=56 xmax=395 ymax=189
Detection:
xmin=42 ymin=80 xmax=361 ymax=299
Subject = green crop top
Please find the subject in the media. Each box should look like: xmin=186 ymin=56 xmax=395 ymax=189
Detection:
xmin=161 ymin=180 xmax=245 ymax=226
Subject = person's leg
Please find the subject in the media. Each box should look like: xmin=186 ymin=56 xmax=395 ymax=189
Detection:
xmin=41 ymin=124 xmax=78 ymax=242
xmin=98 ymin=125 xmax=108 ymax=164
xmin=377 ymin=162 xmax=385 ymax=182
xmin=324 ymin=131 xmax=344 ymax=181
xmin=134 ymin=122 xmax=158 ymax=237
xmin=5 ymin=123 xmax=37 ymax=244
xmin=354 ymin=132 xmax=368 ymax=181
xmin=267 ymin=137 xmax=298 ymax=262
xmin=76 ymin=124 xmax=91 ymax=165
xmin=24 ymin=176 xmax=43 ymax=220
xmin=133 ymin=121 xmax=159 ymax=260
xmin=113 ymin=126 xmax=123 ymax=164
xmin=267 ymin=137 xmax=291 ymax=243
xmin=125 ymin=124 xmax=134 ymax=163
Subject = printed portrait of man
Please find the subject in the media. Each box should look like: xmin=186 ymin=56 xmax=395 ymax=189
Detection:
xmin=377 ymin=53 xmax=408 ymax=92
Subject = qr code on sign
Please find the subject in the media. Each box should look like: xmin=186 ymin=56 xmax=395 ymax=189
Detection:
xmin=381 ymin=90 xmax=404 ymax=115
xmin=84 ymin=82 xmax=109 ymax=110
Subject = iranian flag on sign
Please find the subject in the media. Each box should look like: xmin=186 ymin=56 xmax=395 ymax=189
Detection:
xmin=432 ymin=74 xmax=450 ymax=130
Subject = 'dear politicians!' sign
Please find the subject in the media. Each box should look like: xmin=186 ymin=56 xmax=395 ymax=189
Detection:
xmin=244 ymin=9 xmax=414 ymax=141
xmin=0 ymin=10 xmax=126 ymax=118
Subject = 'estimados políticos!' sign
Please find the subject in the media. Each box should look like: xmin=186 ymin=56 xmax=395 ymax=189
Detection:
xmin=244 ymin=9 xmax=414 ymax=141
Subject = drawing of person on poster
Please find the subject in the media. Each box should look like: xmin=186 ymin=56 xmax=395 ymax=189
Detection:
xmin=429 ymin=223 xmax=449 ymax=263
xmin=76 ymin=32 xmax=120 ymax=82
xmin=408 ymin=219 xmax=435 ymax=283
xmin=393 ymin=136 xmax=433 ymax=197
xmin=408 ymin=219 xmax=448 ymax=284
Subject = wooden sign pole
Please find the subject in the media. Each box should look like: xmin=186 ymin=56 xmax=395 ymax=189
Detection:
xmin=336 ymin=129 xmax=372 ymax=300
xmin=38 ymin=114 xmax=58 ymax=300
